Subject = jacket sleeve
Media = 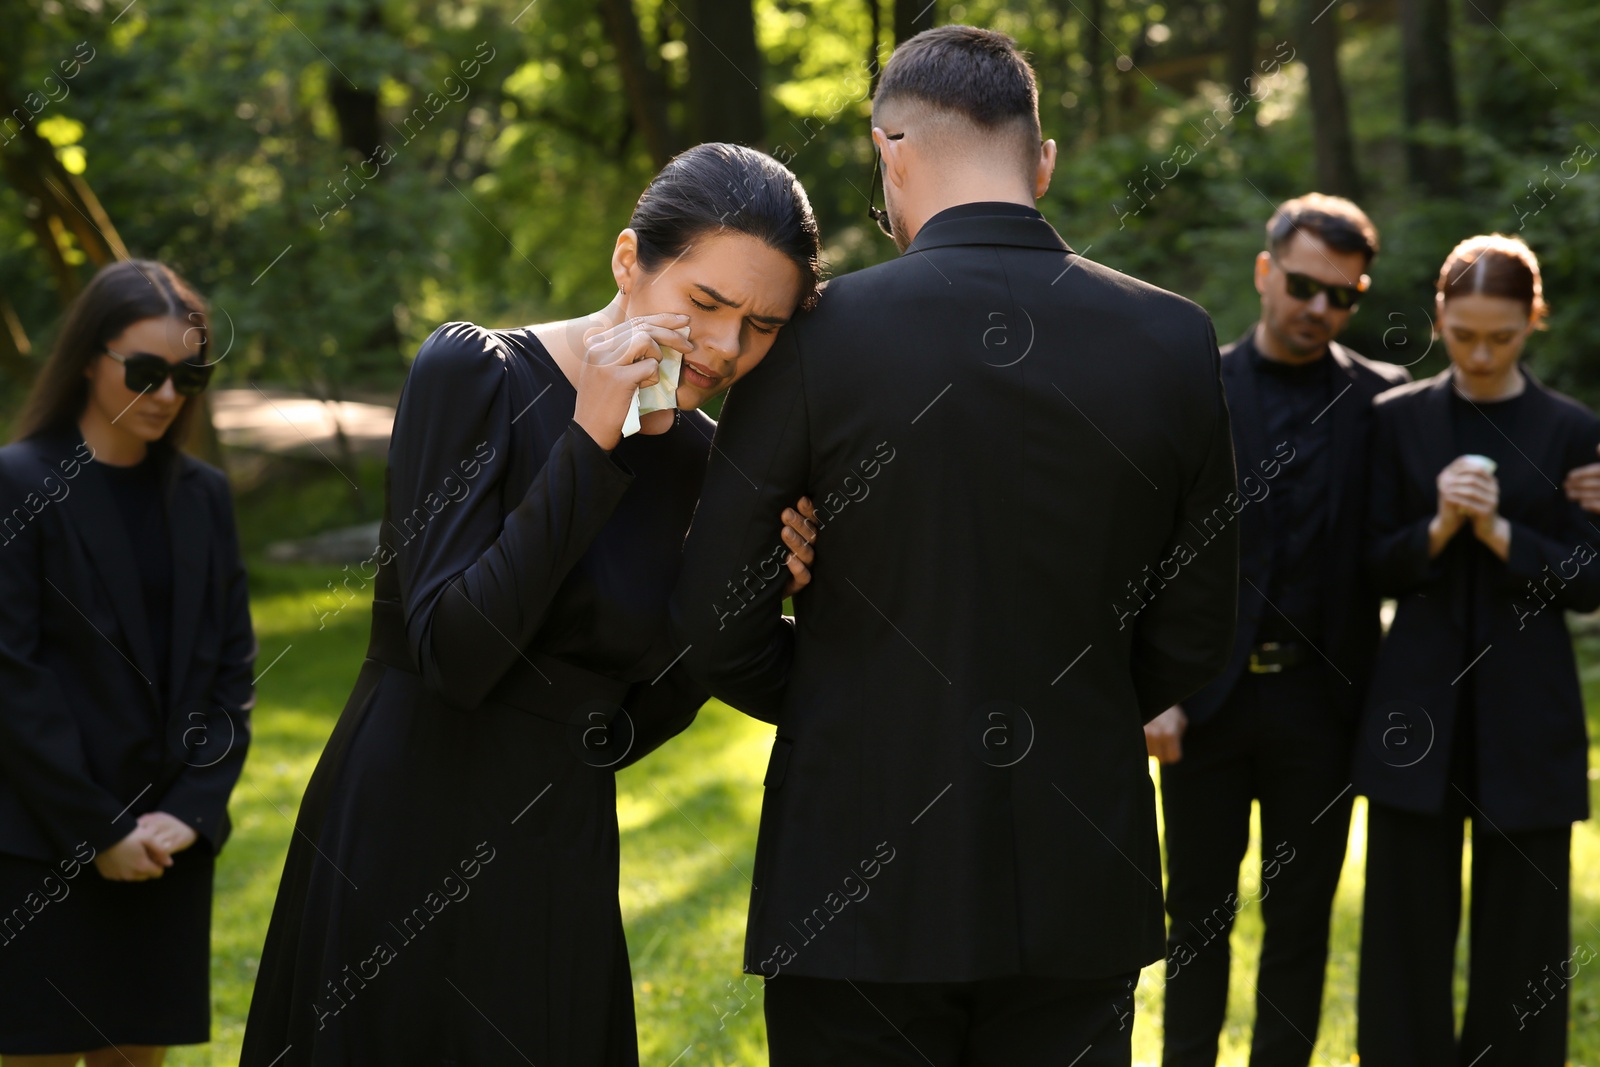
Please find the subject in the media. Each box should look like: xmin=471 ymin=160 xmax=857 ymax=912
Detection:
xmin=0 ymin=462 xmax=139 ymax=857
xmin=669 ymin=325 xmax=809 ymax=723
xmin=1365 ymin=398 xmax=1439 ymax=595
xmin=154 ymin=469 xmax=255 ymax=853
xmin=614 ymin=663 xmax=708 ymax=769
xmin=1498 ymin=408 xmax=1600 ymax=613
xmin=391 ymin=323 xmax=637 ymax=710
xmin=1129 ymin=316 xmax=1241 ymax=721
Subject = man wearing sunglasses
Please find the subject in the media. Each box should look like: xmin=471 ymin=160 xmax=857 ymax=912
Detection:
xmin=1147 ymin=194 xmax=1409 ymax=1067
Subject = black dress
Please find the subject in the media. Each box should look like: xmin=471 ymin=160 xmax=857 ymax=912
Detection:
xmin=0 ymin=438 xmax=253 ymax=1056
xmin=240 ymin=322 xmax=712 ymax=1066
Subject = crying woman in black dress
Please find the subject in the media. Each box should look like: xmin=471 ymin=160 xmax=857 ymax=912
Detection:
xmin=240 ymin=144 xmax=822 ymax=1065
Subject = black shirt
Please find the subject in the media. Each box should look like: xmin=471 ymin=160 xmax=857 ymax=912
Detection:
xmin=1248 ymin=337 xmax=1335 ymax=645
xmin=98 ymin=451 xmax=173 ymax=702
xmin=1445 ymin=381 xmax=1533 ymax=798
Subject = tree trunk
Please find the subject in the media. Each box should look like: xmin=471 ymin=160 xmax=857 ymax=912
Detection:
xmin=0 ymin=296 xmax=32 ymax=385
xmin=1464 ymin=0 xmax=1509 ymax=24
xmin=868 ymin=0 xmax=884 ymax=96
xmin=685 ymin=0 xmax=763 ymax=146
xmin=327 ymin=1 xmax=384 ymax=157
xmin=1400 ymin=0 xmax=1462 ymax=195
xmin=1085 ymin=0 xmax=1107 ymax=137
xmin=893 ymin=0 xmax=936 ymax=44
xmin=599 ymin=0 xmax=681 ymax=168
xmin=1224 ymin=0 xmax=1260 ymax=98
xmin=1299 ymin=0 xmax=1362 ymax=198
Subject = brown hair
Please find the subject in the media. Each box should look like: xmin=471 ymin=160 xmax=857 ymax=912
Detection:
xmin=12 ymin=259 xmax=211 ymax=446
xmin=1267 ymin=193 xmax=1379 ymax=266
xmin=1437 ymin=233 xmax=1548 ymax=329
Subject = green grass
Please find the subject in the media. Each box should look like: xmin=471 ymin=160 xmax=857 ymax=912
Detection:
xmin=169 ymin=561 xmax=1600 ymax=1065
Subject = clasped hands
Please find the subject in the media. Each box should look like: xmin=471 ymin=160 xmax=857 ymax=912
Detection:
xmin=1431 ymin=456 xmax=1510 ymax=560
xmin=93 ymin=812 xmax=199 ymax=882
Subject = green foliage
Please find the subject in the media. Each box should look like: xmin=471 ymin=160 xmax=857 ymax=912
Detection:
xmin=5 ymin=0 xmax=1597 ymax=406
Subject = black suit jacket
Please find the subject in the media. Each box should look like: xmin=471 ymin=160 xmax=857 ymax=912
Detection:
xmin=671 ymin=202 xmax=1239 ymax=982
xmin=0 ymin=428 xmax=255 ymax=863
xmin=1182 ymin=335 xmax=1410 ymax=725
xmin=1352 ymin=370 xmax=1600 ymax=831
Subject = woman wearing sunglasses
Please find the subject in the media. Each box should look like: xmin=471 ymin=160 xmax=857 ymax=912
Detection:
xmin=1353 ymin=234 xmax=1598 ymax=1065
xmin=0 ymin=259 xmax=253 ymax=1067
xmin=240 ymin=143 xmax=821 ymax=1066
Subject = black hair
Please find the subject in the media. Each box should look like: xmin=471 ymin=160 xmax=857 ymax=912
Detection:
xmin=1267 ymin=193 xmax=1380 ymax=266
xmin=630 ymin=143 xmax=822 ymax=311
xmin=872 ymin=25 xmax=1041 ymax=139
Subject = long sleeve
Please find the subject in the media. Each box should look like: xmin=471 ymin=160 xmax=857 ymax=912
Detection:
xmin=1130 ymin=318 xmax=1241 ymax=720
xmin=670 ymin=326 xmax=809 ymax=723
xmin=156 ymin=469 xmax=256 ymax=853
xmin=0 ymin=465 xmax=137 ymax=856
xmin=392 ymin=324 xmax=635 ymax=710
xmin=614 ymin=663 xmax=707 ymax=769
xmin=1365 ymin=400 xmax=1438 ymax=596
xmin=1498 ymin=410 xmax=1600 ymax=612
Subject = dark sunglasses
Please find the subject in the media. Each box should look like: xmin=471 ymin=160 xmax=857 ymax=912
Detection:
xmin=1273 ymin=256 xmax=1369 ymax=310
xmin=867 ymin=131 xmax=905 ymax=238
xmin=105 ymin=345 xmax=215 ymax=397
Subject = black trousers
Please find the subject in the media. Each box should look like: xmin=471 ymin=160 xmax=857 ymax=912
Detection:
xmin=1159 ymin=664 xmax=1355 ymax=1067
xmin=763 ymin=971 xmax=1139 ymax=1066
xmin=1358 ymin=797 xmax=1572 ymax=1067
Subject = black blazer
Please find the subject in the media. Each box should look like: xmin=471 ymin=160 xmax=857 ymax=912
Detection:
xmin=1182 ymin=335 xmax=1409 ymax=725
xmin=0 ymin=428 xmax=255 ymax=863
xmin=1352 ymin=370 xmax=1600 ymax=831
xmin=671 ymin=203 xmax=1239 ymax=983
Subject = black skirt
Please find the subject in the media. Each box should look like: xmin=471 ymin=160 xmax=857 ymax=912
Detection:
xmin=0 ymin=844 xmax=213 ymax=1054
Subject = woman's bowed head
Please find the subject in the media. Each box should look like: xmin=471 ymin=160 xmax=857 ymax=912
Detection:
xmin=1430 ymin=233 xmax=1546 ymax=562
xmin=537 ymin=143 xmax=822 ymax=453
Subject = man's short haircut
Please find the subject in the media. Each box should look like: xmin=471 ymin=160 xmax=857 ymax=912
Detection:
xmin=1267 ymin=193 xmax=1380 ymax=266
xmin=872 ymin=25 xmax=1041 ymax=180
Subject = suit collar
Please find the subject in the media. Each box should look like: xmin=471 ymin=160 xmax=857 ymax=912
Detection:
xmin=1322 ymin=342 xmax=1365 ymax=526
xmin=1414 ymin=365 xmax=1555 ymax=488
xmin=904 ymin=202 xmax=1074 ymax=256
xmin=1221 ymin=332 xmax=1268 ymax=492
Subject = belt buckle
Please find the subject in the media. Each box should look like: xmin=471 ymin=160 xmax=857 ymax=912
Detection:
xmin=1249 ymin=641 xmax=1284 ymax=674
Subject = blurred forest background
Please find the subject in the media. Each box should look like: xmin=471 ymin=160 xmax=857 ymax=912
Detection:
xmin=4 ymin=0 xmax=1598 ymax=460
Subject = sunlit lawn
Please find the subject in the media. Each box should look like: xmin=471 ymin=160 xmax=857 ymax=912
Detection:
xmin=171 ymin=562 xmax=1600 ymax=1065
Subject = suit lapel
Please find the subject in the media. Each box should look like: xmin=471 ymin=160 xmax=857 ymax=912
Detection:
xmin=1323 ymin=344 xmax=1364 ymax=529
xmin=1417 ymin=371 xmax=1460 ymax=490
xmin=1222 ymin=335 xmax=1268 ymax=481
xmin=164 ymin=454 xmax=210 ymax=702
xmin=59 ymin=438 xmax=162 ymax=700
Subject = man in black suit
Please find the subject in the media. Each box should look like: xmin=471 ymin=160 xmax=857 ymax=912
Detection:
xmin=1144 ymin=195 xmax=1408 ymax=1067
xmin=672 ymin=26 xmax=1237 ymax=1065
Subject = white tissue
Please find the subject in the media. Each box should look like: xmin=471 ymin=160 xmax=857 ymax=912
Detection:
xmin=622 ymin=325 xmax=689 ymax=437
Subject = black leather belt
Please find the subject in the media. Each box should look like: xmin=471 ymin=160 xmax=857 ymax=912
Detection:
xmin=1248 ymin=640 xmax=1304 ymax=673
